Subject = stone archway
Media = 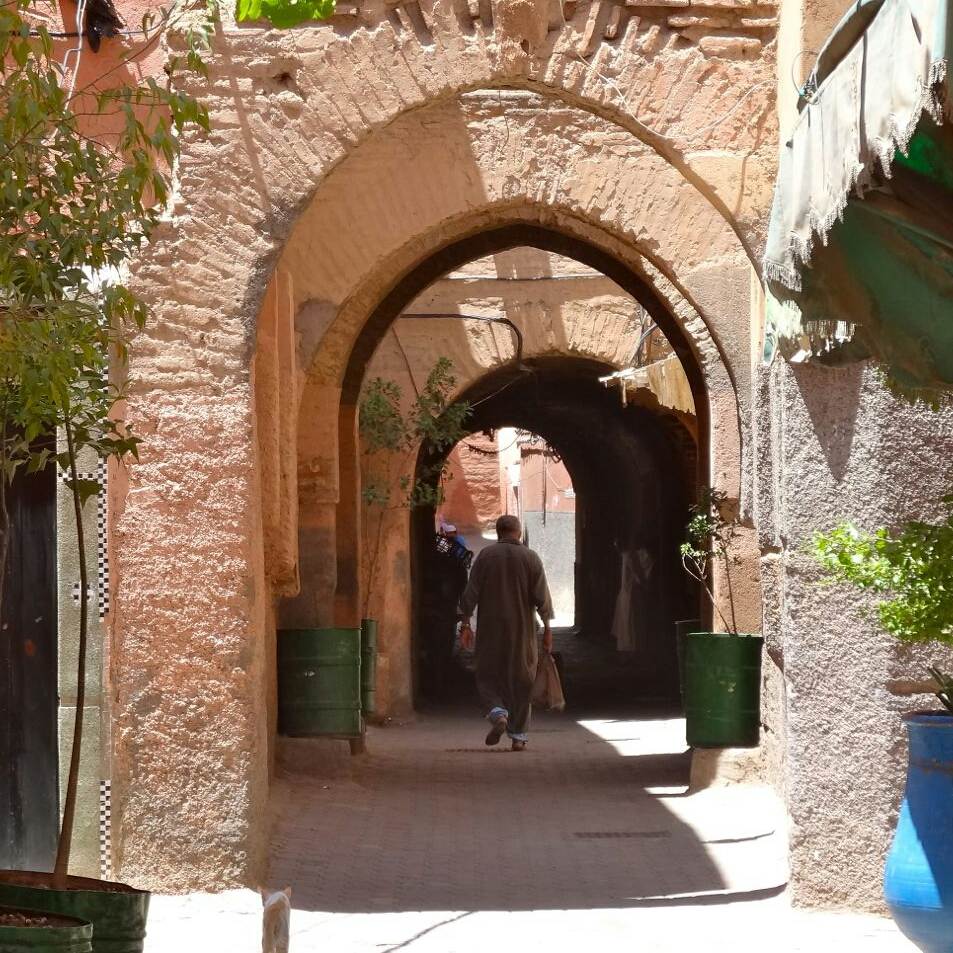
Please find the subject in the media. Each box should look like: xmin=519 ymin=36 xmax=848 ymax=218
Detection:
xmin=112 ymin=5 xmax=773 ymax=889
xmin=291 ymin=215 xmax=744 ymax=719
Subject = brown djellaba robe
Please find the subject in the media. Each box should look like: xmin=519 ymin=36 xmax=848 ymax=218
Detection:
xmin=458 ymin=538 xmax=554 ymax=734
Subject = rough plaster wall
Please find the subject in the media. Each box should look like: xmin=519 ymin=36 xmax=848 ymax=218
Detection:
xmin=442 ymin=440 xmax=506 ymax=534
xmin=523 ymin=511 xmax=575 ymax=618
xmin=776 ymin=0 xmax=851 ymax=139
xmin=111 ymin=367 xmax=270 ymax=889
xmin=755 ymin=357 xmax=953 ymax=912
xmin=255 ymin=267 xmax=300 ymax=594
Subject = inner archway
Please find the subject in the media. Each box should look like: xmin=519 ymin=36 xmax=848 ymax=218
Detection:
xmin=411 ymin=355 xmax=699 ymax=709
xmin=327 ymin=229 xmax=718 ymax=719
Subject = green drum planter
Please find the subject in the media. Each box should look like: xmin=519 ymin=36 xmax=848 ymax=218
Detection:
xmin=674 ymin=618 xmax=701 ymax=706
xmin=277 ymin=628 xmax=362 ymax=737
xmin=360 ymin=619 xmax=378 ymax=715
xmin=684 ymin=632 xmax=764 ymax=748
xmin=0 ymin=874 xmax=148 ymax=953
xmin=0 ymin=907 xmax=93 ymax=953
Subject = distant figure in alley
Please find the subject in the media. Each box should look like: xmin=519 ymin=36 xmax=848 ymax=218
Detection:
xmin=458 ymin=515 xmax=554 ymax=751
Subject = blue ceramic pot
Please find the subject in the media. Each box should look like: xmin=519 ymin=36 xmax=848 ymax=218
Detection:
xmin=884 ymin=712 xmax=953 ymax=953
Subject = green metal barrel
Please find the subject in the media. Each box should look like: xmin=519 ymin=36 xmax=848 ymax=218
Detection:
xmin=277 ymin=628 xmax=362 ymax=736
xmin=684 ymin=632 xmax=763 ymax=748
xmin=674 ymin=618 xmax=701 ymax=707
xmin=0 ymin=873 xmax=148 ymax=953
xmin=0 ymin=907 xmax=93 ymax=952
xmin=360 ymin=619 xmax=378 ymax=715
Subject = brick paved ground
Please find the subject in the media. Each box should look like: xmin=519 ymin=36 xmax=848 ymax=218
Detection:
xmin=145 ymin=631 xmax=914 ymax=952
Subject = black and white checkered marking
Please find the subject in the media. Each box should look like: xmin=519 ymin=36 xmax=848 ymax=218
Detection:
xmin=62 ymin=461 xmax=108 ymax=620
xmin=99 ymin=780 xmax=112 ymax=880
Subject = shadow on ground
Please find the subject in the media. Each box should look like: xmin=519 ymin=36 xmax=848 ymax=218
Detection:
xmin=268 ymin=629 xmax=783 ymax=913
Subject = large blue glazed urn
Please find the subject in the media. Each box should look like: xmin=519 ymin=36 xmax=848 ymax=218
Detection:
xmin=883 ymin=712 xmax=953 ymax=953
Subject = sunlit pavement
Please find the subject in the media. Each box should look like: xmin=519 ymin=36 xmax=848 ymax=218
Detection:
xmin=145 ymin=709 xmax=914 ymax=952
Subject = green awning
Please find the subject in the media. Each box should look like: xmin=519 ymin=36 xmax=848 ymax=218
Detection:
xmin=763 ymin=0 xmax=953 ymax=393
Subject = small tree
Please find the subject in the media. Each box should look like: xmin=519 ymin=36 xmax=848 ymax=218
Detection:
xmin=812 ymin=499 xmax=953 ymax=712
xmin=358 ymin=358 xmax=471 ymax=618
xmin=0 ymin=0 xmax=215 ymax=883
xmin=680 ymin=486 xmax=741 ymax=634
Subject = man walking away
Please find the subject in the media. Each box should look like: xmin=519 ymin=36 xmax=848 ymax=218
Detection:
xmin=458 ymin=515 xmax=554 ymax=751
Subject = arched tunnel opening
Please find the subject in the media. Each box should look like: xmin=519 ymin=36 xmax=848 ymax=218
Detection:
xmin=337 ymin=224 xmax=724 ymax=721
xmin=412 ymin=355 xmax=700 ymax=713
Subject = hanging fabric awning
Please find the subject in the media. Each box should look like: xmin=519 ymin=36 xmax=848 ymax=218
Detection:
xmin=763 ymin=0 xmax=953 ymax=393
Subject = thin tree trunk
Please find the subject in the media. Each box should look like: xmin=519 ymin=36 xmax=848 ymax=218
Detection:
xmin=363 ymin=505 xmax=387 ymax=620
xmin=721 ymin=546 xmax=739 ymax=635
xmin=53 ymin=414 xmax=89 ymax=887
xmin=0 ymin=416 xmax=9 ymax=628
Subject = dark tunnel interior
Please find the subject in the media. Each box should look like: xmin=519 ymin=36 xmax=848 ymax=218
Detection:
xmin=412 ymin=355 xmax=702 ymax=710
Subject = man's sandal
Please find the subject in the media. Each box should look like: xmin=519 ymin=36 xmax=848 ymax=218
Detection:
xmin=511 ymin=740 xmax=527 ymax=752
xmin=485 ymin=715 xmax=507 ymax=746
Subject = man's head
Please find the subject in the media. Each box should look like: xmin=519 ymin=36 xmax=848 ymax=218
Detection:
xmin=496 ymin=514 xmax=522 ymax=541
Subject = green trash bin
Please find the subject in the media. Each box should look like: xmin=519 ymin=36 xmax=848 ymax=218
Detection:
xmin=684 ymin=631 xmax=763 ymax=748
xmin=0 ymin=872 xmax=149 ymax=953
xmin=277 ymin=628 xmax=361 ymax=737
xmin=360 ymin=619 xmax=378 ymax=715
xmin=674 ymin=618 xmax=701 ymax=707
xmin=0 ymin=906 xmax=92 ymax=952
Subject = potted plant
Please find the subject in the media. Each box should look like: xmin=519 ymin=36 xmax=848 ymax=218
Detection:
xmin=0 ymin=1 xmax=213 ymax=947
xmin=0 ymin=906 xmax=93 ymax=952
xmin=275 ymin=359 xmax=470 ymax=742
xmin=679 ymin=486 xmax=763 ymax=747
xmin=812 ymin=502 xmax=953 ymax=953
xmin=358 ymin=357 xmax=470 ymax=705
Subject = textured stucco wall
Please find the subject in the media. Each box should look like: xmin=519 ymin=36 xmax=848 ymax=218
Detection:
xmin=754 ymin=357 xmax=953 ymax=911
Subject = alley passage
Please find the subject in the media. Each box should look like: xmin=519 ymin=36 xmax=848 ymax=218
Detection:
xmin=145 ymin=630 xmax=910 ymax=953
xmin=267 ymin=630 xmax=786 ymax=913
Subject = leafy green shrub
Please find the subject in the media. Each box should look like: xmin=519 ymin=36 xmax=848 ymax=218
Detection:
xmin=680 ymin=485 xmax=741 ymax=634
xmin=811 ymin=497 xmax=953 ymax=712
xmin=0 ymin=0 xmax=215 ymax=882
xmin=358 ymin=357 xmax=470 ymax=615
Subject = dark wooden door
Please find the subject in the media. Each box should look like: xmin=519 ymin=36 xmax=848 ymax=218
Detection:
xmin=0 ymin=460 xmax=58 ymax=871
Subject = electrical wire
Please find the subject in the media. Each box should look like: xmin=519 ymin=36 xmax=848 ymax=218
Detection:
xmin=62 ymin=0 xmax=88 ymax=105
xmin=401 ymin=312 xmax=523 ymax=364
xmin=466 ymin=371 xmax=529 ymax=409
xmin=24 ymin=4 xmax=173 ymax=41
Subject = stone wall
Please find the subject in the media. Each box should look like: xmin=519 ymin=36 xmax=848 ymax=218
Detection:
xmin=110 ymin=0 xmax=771 ymax=893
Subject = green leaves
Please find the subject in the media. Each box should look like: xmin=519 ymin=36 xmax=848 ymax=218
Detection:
xmin=928 ymin=666 xmax=953 ymax=714
xmin=358 ymin=357 xmax=471 ymax=512
xmin=0 ymin=0 xmax=215 ymax=492
xmin=681 ymin=485 xmax=741 ymax=634
xmin=811 ymin=500 xmax=953 ymax=645
xmin=236 ymin=0 xmax=336 ymax=28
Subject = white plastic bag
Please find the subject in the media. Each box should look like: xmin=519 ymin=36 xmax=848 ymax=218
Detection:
xmin=531 ymin=651 xmax=565 ymax=712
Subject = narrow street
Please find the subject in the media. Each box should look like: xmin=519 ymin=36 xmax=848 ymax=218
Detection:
xmin=145 ymin=631 xmax=913 ymax=952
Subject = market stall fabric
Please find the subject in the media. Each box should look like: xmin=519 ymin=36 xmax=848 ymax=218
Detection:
xmin=763 ymin=0 xmax=953 ymax=393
